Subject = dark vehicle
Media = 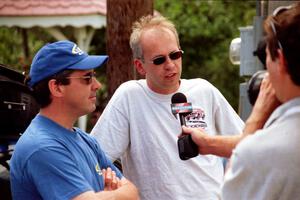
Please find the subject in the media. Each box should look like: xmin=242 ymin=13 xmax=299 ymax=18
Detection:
xmin=0 ymin=64 xmax=39 ymax=200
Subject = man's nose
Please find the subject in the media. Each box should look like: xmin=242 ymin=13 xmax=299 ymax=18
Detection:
xmin=93 ymin=78 xmax=102 ymax=90
xmin=164 ymin=56 xmax=176 ymax=70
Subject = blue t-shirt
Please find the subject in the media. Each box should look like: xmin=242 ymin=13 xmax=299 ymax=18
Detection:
xmin=10 ymin=114 xmax=122 ymax=200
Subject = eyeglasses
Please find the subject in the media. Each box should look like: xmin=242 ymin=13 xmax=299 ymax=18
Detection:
xmin=269 ymin=5 xmax=292 ymax=50
xmin=273 ymin=5 xmax=292 ymax=16
xmin=65 ymin=71 xmax=96 ymax=84
xmin=146 ymin=50 xmax=184 ymax=65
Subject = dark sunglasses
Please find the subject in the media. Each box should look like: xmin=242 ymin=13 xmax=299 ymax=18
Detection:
xmin=149 ymin=50 xmax=184 ymax=65
xmin=269 ymin=5 xmax=293 ymax=50
xmin=65 ymin=71 xmax=96 ymax=84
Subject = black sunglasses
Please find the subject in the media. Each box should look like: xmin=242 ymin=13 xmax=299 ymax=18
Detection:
xmin=269 ymin=5 xmax=293 ymax=50
xmin=148 ymin=50 xmax=184 ymax=65
xmin=65 ymin=71 xmax=96 ymax=85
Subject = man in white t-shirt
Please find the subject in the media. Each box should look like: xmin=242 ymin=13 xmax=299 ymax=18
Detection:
xmin=91 ymin=15 xmax=244 ymax=200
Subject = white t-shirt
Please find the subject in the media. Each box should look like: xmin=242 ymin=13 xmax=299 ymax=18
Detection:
xmin=91 ymin=79 xmax=244 ymax=200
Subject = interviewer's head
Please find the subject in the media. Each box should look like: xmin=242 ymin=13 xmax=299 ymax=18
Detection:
xmin=264 ymin=3 xmax=300 ymax=86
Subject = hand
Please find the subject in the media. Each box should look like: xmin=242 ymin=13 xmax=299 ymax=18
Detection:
xmin=102 ymin=167 xmax=122 ymax=191
xmin=181 ymin=126 xmax=208 ymax=154
xmin=244 ymin=74 xmax=281 ymax=134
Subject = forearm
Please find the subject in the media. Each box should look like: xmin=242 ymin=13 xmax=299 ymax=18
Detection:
xmin=105 ymin=179 xmax=139 ymax=200
xmin=73 ymin=179 xmax=139 ymax=200
xmin=203 ymin=110 xmax=272 ymax=158
xmin=198 ymin=134 xmax=243 ymax=158
xmin=95 ymin=185 xmax=139 ymax=200
xmin=183 ymin=126 xmax=245 ymax=158
xmin=243 ymin=116 xmax=266 ymax=135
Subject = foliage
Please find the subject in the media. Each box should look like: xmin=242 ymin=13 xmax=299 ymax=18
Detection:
xmin=90 ymin=27 xmax=108 ymax=104
xmin=0 ymin=27 xmax=23 ymax=72
xmin=0 ymin=0 xmax=256 ymax=112
xmin=0 ymin=27 xmax=53 ymax=74
xmin=154 ymin=0 xmax=256 ymax=110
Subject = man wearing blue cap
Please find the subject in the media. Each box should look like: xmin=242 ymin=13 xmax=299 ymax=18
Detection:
xmin=10 ymin=40 xmax=139 ymax=200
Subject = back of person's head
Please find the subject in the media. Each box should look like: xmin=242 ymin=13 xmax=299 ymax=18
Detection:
xmin=129 ymin=15 xmax=180 ymax=60
xmin=26 ymin=40 xmax=108 ymax=108
xmin=264 ymin=3 xmax=300 ymax=86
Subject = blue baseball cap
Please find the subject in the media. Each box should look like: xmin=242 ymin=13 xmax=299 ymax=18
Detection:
xmin=28 ymin=40 xmax=108 ymax=87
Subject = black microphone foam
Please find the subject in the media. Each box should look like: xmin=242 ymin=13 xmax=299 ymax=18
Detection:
xmin=171 ymin=92 xmax=187 ymax=104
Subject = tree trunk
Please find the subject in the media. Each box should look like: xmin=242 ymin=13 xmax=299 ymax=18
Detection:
xmin=106 ymin=0 xmax=153 ymax=99
xmin=21 ymin=28 xmax=30 ymax=74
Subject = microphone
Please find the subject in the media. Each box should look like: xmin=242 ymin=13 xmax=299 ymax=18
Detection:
xmin=171 ymin=92 xmax=192 ymax=126
xmin=171 ymin=93 xmax=198 ymax=160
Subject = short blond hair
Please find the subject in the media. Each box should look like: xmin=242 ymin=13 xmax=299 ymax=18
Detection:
xmin=129 ymin=15 xmax=180 ymax=59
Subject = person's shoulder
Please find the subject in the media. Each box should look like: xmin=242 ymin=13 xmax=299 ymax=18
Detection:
xmin=234 ymin=129 xmax=266 ymax=158
xmin=181 ymin=78 xmax=217 ymax=94
xmin=76 ymin=128 xmax=97 ymax=143
xmin=12 ymin=124 xmax=60 ymax=168
xmin=183 ymin=78 xmax=214 ymax=87
xmin=114 ymin=79 xmax=146 ymax=94
xmin=117 ymin=79 xmax=143 ymax=89
xmin=15 ymin=122 xmax=50 ymax=148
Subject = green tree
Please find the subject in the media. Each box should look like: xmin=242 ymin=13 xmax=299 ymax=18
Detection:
xmin=0 ymin=27 xmax=53 ymax=73
xmin=0 ymin=0 xmax=256 ymax=112
xmin=154 ymin=0 xmax=256 ymax=110
xmin=0 ymin=27 xmax=23 ymax=71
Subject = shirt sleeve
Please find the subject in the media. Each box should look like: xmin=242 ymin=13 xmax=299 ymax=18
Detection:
xmin=93 ymin=137 xmax=123 ymax=179
xmin=26 ymin=147 xmax=92 ymax=200
xmin=221 ymin=137 xmax=254 ymax=200
xmin=91 ymin=87 xmax=130 ymax=161
xmin=212 ymin=86 xmax=244 ymax=135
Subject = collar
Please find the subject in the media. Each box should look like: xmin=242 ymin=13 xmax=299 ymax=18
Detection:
xmin=264 ymin=97 xmax=300 ymax=128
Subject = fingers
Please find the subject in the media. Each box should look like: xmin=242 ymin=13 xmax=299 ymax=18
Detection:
xmin=102 ymin=168 xmax=108 ymax=191
xmin=181 ymin=125 xmax=192 ymax=134
xmin=246 ymin=74 xmax=281 ymax=133
xmin=179 ymin=126 xmax=196 ymax=139
xmin=181 ymin=126 xmax=204 ymax=135
xmin=110 ymin=171 xmax=118 ymax=190
xmin=180 ymin=126 xmax=207 ymax=148
xmin=104 ymin=167 xmax=112 ymax=191
xmin=117 ymin=177 xmax=122 ymax=188
xmin=260 ymin=72 xmax=270 ymax=88
xmin=256 ymin=74 xmax=280 ymax=110
xmin=260 ymin=74 xmax=274 ymax=96
xmin=102 ymin=167 xmax=121 ymax=191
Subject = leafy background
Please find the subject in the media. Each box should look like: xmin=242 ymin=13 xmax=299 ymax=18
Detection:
xmin=0 ymin=0 xmax=256 ymax=112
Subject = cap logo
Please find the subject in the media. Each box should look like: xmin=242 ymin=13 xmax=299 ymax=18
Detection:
xmin=72 ymin=44 xmax=84 ymax=55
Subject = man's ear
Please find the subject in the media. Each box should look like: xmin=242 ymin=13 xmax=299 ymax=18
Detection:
xmin=277 ymin=49 xmax=288 ymax=74
xmin=134 ymin=59 xmax=146 ymax=76
xmin=48 ymin=79 xmax=64 ymax=97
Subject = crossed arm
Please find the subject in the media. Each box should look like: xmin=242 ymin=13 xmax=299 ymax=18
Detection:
xmin=73 ymin=168 xmax=139 ymax=200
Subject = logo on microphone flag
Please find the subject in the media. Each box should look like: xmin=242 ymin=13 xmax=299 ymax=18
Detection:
xmin=171 ymin=103 xmax=193 ymax=114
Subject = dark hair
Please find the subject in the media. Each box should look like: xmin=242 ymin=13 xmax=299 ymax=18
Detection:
xmin=264 ymin=3 xmax=300 ymax=86
xmin=30 ymin=70 xmax=73 ymax=108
